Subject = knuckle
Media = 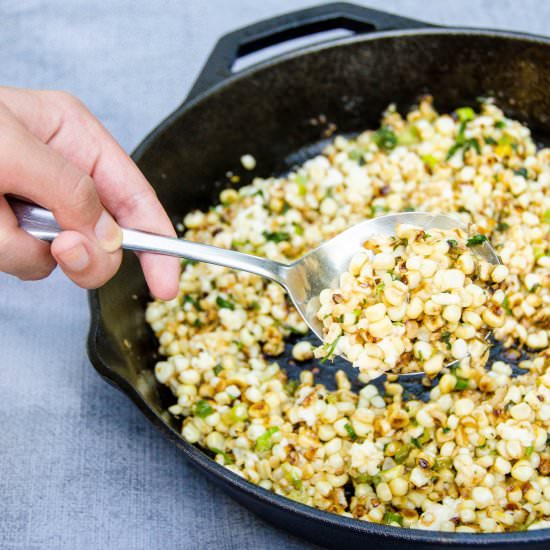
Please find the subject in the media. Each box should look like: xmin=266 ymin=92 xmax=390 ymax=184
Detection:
xmin=50 ymin=90 xmax=83 ymax=110
xmin=56 ymin=166 xmax=100 ymax=222
xmin=115 ymin=187 xmax=158 ymax=220
xmin=18 ymin=263 xmax=55 ymax=281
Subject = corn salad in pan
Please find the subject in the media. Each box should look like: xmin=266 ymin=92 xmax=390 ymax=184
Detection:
xmin=146 ymin=97 xmax=550 ymax=532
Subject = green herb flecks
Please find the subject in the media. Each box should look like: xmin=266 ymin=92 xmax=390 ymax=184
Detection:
xmin=496 ymin=221 xmax=510 ymax=232
xmin=348 ymin=149 xmax=366 ymax=165
xmin=373 ymin=126 xmax=398 ymax=151
xmin=344 ymin=423 xmax=358 ymax=441
xmin=183 ymin=294 xmax=203 ymax=311
xmin=514 ymin=167 xmax=528 ymax=178
xmin=394 ymin=444 xmax=411 ymax=464
xmin=502 ymin=295 xmax=512 ymax=315
xmin=397 ymin=125 xmax=420 ymax=146
xmin=320 ymin=335 xmax=341 ymax=363
xmin=466 ymin=234 xmax=487 ymax=247
xmin=447 ymin=121 xmax=481 ymax=160
xmin=295 ymin=173 xmax=308 ymax=196
xmin=371 ymin=204 xmax=390 ymax=216
xmin=263 ymin=230 xmax=291 ymax=243
xmin=216 ymin=295 xmax=235 ymax=310
xmin=293 ymin=223 xmax=304 ymax=236
xmin=455 ymin=377 xmax=469 ymax=391
xmin=284 ymin=379 xmax=300 ymax=396
xmin=421 ymin=154 xmax=439 ymax=170
xmin=455 ymin=106 xmax=475 ymax=122
xmin=383 ymin=511 xmax=404 ymax=527
xmin=255 ymin=427 xmax=279 ymax=452
xmin=210 ymin=448 xmax=234 ymax=465
xmin=194 ymin=400 xmax=215 ymax=418
xmin=440 ymin=331 xmax=452 ymax=350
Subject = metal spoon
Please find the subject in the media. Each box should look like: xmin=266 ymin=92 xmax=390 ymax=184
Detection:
xmin=9 ymin=196 xmax=499 ymax=364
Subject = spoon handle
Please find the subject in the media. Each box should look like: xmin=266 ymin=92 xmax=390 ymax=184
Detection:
xmin=7 ymin=195 xmax=288 ymax=286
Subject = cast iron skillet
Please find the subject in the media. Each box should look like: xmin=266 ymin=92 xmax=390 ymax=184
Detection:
xmin=87 ymin=3 xmax=550 ymax=548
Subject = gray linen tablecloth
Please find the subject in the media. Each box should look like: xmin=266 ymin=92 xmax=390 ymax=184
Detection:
xmin=0 ymin=1 xmax=547 ymax=549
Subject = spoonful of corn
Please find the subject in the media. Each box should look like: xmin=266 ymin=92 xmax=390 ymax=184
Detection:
xmin=9 ymin=196 xmax=501 ymax=380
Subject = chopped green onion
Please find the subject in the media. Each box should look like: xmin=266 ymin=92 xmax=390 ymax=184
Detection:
xmin=230 ymin=404 xmax=248 ymax=422
xmin=216 ymin=296 xmax=235 ymax=310
xmin=447 ymin=239 xmax=458 ymax=248
xmin=496 ymin=222 xmax=510 ymax=232
xmin=514 ymin=167 xmax=528 ymax=178
xmin=440 ymin=331 xmax=452 ymax=349
xmin=284 ymin=379 xmax=299 ymax=396
xmin=255 ymin=427 xmax=279 ymax=452
xmin=394 ymin=444 xmax=411 ymax=464
xmin=456 ymin=106 xmax=475 ymax=122
xmin=293 ymin=223 xmax=304 ymax=236
xmin=320 ymin=335 xmax=341 ymax=363
xmin=484 ymin=136 xmax=497 ymax=145
xmin=421 ymin=154 xmax=438 ymax=169
xmin=210 ymin=448 xmax=234 ymax=464
xmin=383 ymin=511 xmax=404 ymax=526
xmin=495 ymin=120 xmax=506 ymax=128
xmin=373 ymin=126 xmax=398 ymax=151
xmin=502 ymin=295 xmax=512 ymax=315
xmin=183 ymin=294 xmax=202 ymax=311
xmin=194 ymin=400 xmax=214 ymax=418
xmin=543 ymin=210 xmax=550 ymax=223
xmin=354 ymin=473 xmax=381 ymax=484
xmin=525 ymin=445 xmax=534 ymax=456
xmin=213 ymin=364 xmax=223 ymax=376
xmin=348 ymin=150 xmax=365 ymax=165
xmin=466 ymin=234 xmax=487 ymax=246
xmin=455 ymin=377 xmax=469 ymax=391
xmin=397 ymin=125 xmax=420 ymax=146
xmin=295 ymin=173 xmax=308 ymax=196
xmin=371 ymin=204 xmax=390 ymax=216
xmin=262 ymin=230 xmax=291 ymax=243
xmin=344 ymin=423 xmax=358 ymax=441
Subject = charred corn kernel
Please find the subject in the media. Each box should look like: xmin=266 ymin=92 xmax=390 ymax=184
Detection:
xmin=472 ymin=487 xmax=494 ymax=509
xmin=511 ymin=460 xmax=534 ymax=482
xmin=365 ymin=303 xmax=387 ymax=322
xmin=491 ymin=264 xmax=509 ymax=283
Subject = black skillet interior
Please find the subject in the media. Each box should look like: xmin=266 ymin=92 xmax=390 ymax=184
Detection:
xmin=88 ymin=3 xmax=550 ymax=548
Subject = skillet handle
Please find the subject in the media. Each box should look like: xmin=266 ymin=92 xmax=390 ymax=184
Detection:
xmin=186 ymin=2 xmax=431 ymax=101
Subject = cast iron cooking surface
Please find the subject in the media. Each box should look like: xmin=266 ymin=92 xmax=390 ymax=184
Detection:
xmin=88 ymin=5 xmax=550 ymax=548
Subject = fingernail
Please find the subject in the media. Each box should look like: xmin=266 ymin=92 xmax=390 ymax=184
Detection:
xmin=94 ymin=211 xmax=122 ymax=252
xmin=58 ymin=243 xmax=89 ymax=272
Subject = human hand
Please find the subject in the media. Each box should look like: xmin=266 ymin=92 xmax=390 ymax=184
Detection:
xmin=0 ymin=86 xmax=180 ymax=299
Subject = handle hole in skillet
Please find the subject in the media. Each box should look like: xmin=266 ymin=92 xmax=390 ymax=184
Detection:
xmin=232 ymin=27 xmax=355 ymax=73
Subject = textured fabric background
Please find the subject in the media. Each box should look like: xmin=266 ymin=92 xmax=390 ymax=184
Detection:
xmin=0 ymin=1 xmax=547 ymax=549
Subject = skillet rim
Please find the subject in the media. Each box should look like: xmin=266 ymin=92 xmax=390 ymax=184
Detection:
xmin=88 ymin=26 xmax=550 ymax=546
